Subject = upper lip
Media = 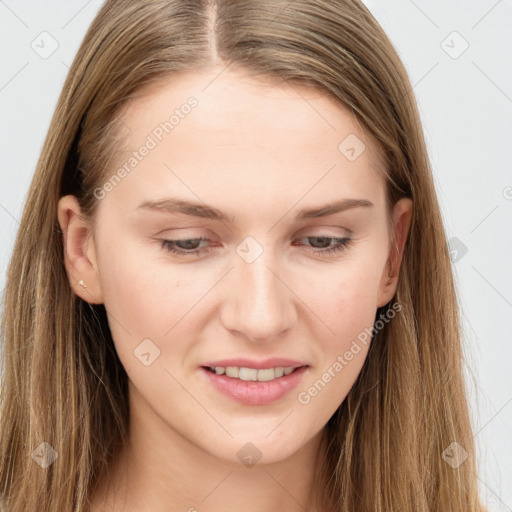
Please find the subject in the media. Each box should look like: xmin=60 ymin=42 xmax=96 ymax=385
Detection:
xmin=201 ymin=358 xmax=308 ymax=370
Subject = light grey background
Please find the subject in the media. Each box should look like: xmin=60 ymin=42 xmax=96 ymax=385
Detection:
xmin=0 ymin=1 xmax=511 ymax=510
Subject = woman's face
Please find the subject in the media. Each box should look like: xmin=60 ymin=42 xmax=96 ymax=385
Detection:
xmin=60 ymin=66 xmax=411 ymax=465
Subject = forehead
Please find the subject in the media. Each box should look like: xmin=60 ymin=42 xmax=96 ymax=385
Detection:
xmin=120 ymin=66 xmax=382 ymax=155
xmin=103 ymin=66 xmax=387 ymax=220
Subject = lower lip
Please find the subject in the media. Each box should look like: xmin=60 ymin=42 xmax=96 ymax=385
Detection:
xmin=200 ymin=366 xmax=308 ymax=406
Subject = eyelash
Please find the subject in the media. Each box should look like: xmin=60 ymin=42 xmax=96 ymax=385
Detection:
xmin=159 ymin=235 xmax=352 ymax=257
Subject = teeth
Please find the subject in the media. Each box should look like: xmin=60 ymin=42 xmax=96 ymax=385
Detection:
xmin=209 ymin=365 xmax=299 ymax=381
xmin=274 ymin=367 xmax=285 ymax=378
xmin=225 ymin=367 xmax=239 ymax=378
xmin=254 ymin=368 xmax=274 ymax=381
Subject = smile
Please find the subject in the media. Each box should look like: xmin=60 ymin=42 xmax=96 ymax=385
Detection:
xmin=200 ymin=365 xmax=309 ymax=406
xmin=205 ymin=365 xmax=299 ymax=381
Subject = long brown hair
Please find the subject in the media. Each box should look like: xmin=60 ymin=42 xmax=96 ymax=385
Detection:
xmin=0 ymin=1 xmax=485 ymax=510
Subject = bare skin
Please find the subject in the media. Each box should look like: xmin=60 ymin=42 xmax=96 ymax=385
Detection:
xmin=58 ymin=65 xmax=412 ymax=512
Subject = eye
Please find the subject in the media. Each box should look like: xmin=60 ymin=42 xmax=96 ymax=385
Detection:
xmin=292 ymin=236 xmax=352 ymax=255
xmin=159 ymin=237 xmax=212 ymax=256
xmin=159 ymin=235 xmax=352 ymax=257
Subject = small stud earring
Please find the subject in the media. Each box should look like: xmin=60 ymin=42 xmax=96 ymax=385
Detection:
xmin=78 ymin=280 xmax=87 ymax=289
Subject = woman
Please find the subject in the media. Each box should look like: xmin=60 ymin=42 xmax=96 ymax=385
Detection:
xmin=0 ymin=1 xmax=486 ymax=511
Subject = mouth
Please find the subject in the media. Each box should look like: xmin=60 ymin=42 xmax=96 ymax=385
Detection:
xmin=202 ymin=364 xmax=307 ymax=382
xmin=199 ymin=364 xmax=309 ymax=406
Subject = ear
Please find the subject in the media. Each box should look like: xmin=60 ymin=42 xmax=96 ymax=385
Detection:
xmin=57 ymin=195 xmax=104 ymax=304
xmin=376 ymin=197 xmax=413 ymax=308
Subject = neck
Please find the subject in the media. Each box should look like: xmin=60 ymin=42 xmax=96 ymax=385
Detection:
xmin=87 ymin=385 xmax=328 ymax=512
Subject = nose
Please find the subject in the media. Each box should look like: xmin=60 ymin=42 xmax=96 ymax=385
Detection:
xmin=219 ymin=245 xmax=297 ymax=343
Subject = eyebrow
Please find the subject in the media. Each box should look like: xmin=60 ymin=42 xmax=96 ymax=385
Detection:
xmin=136 ymin=197 xmax=374 ymax=223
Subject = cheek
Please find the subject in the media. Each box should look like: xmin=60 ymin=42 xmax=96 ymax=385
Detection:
xmin=297 ymin=254 xmax=384 ymax=340
xmin=96 ymin=223 xmax=385 ymax=359
xmin=95 ymin=231 xmax=205 ymax=345
xmin=293 ymin=261 xmax=382 ymax=418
